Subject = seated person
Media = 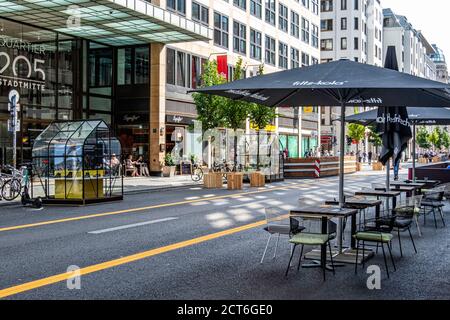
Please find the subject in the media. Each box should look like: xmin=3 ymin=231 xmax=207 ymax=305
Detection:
xmin=125 ymin=155 xmax=139 ymax=177
xmin=135 ymin=156 xmax=150 ymax=177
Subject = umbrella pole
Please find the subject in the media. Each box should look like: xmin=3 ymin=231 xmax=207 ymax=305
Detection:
xmin=386 ymin=159 xmax=390 ymax=189
xmin=412 ymin=123 xmax=416 ymax=182
xmin=339 ymin=103 xmax=346 ymax=208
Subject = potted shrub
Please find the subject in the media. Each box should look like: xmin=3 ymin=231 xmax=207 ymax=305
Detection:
xmin=162 ymin=153 xmax=176 ymax=177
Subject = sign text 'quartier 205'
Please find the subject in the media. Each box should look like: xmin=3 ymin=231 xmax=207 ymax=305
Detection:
xmin=0 ymin=36 xmax=47 ymax=92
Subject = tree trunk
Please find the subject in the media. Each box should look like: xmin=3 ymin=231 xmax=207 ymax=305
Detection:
xmin=256 ymin=130 xmax=260 ymax=171
xmin=234 ymin=130 xmax=238 ymax=172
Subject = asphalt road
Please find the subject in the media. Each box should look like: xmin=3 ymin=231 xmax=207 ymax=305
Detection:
xmin=1 ymin=171 xmax=450 ymax=300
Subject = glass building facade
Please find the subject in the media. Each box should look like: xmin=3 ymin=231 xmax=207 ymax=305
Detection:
xmin=0 ymin=18 xmax=150 ymax=166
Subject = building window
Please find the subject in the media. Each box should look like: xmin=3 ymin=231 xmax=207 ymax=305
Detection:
xmin=321 ymin=0 xmax=333 ymax=12
xmin=134 ymin=47 xmax=149 ymax=84
xmin=233 ymin=0 xmax=246 ymax=10
xmin=301 ymin=18 xmax=310 ymax=44
xmin=117 ymin=48 xmax=132 ymax=85
xmin=191 ymin=55 xmax=207 ymax=89
xmin=354 ymin=17 xmax=359 ymax=30
xmin=341 ymin=37 xmax=347 ymax=50
xmin=312 ymin=24 xmax=319 ymax=48
xmin=250 ymin=0 xmax=262 ymax=18
xmin=265 ymin=35 xmax=276 ymax=65
xmin=341 ymin=17 xmax=347 ymax=30
xmin=354 ymin=0 xmax=358 ymax=10
xmin=291 ymin=47 xmax=300 ymax=68
xmin=302 ymin=0 xmax=310 ymax=9
xmin=302 ymin=52 xmax=310 ymax=67
xmin=311 ymin=57 xmax=319 ymax=65
xmin=214 ymin=12 xmax=229 ymax=48
xmin=167 ymin=0 xmax=186 ymax=15
xmin=265 ymin=0 xmax=276 ymax=26
xmin=233 ymin=20 xmax=247 ymax=54
xmin=279 ymin=3 xmax=288 ymax=32
xmin=192 ymin=2 xmax=209 ymax=25
xmin=311 ymin=0 xmax=319 ymax=15
xmin=279 ymin=41 xmax=288 ymax=69
xmin=321 ymin=19 xmax=333 ymax=31
xmin=250 ymin=29 xmax=262 ymax=60
xmin=166 ymin=48 xmax=176 ymax=85
xmin=291 ymin=11 xmax=300 ymax=38
xmin=321 ymin=38 xmax=333 ymax=51
xmin=341 ymin=0 xmax=347 ymax=10
xmin=176 ymin=51 xmax=187 ymax=87
xmin=354 ymin=37 xmax=359 ymax=50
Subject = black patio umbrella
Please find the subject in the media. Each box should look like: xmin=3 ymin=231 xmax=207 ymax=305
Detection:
xmin=190 ymin=59 xmax=450 ymax=207
xmin=345 ymin=107 xmax=450 ymax=181
xmin=377 ymin=46 xmax=412 ymax=184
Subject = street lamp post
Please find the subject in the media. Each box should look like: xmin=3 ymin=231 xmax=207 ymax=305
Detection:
xmin=8 ymin=90 xmax=20 ymax=168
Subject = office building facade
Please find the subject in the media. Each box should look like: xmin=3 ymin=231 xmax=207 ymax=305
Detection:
xmin=0 ymin=0 xmax=320 ymax=173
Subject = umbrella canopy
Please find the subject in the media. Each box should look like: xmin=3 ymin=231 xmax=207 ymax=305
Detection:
xmin=345 ymin=107 xmax=450 ymax=125
xmin=191 ymin=59 xmax=450 ymax=108
xmin=189 ymin=59 xmax=450 ymax=207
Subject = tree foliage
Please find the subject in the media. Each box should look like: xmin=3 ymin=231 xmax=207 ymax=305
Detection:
xmin=368 ymin=126 xmax=382 ymax=147
xmin=416 ymin=126 xmax=431 ymax=149
xmin=192 ymin=60 xmax=227 ymax=134
xmin=347 ymin=124 xmax=366 ymax=143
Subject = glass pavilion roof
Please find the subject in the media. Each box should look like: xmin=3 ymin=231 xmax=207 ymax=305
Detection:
xmin=0 ymin=0 xmax=212 ymax=45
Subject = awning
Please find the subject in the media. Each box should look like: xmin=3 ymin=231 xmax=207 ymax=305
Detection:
xmin=0 ymin=0 xmax=212 ymax=46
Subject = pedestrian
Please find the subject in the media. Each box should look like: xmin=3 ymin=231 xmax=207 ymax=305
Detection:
xmin=368 ymin=151 xmax=373 ymax=165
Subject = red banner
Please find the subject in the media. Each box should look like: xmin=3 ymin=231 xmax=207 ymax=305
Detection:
xmin=216 ymin=55 xmax=228 ymax=80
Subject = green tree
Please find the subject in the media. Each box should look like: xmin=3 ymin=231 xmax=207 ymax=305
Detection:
xmin=368 ymin=126 xmax=382 ymax=147
xmin=192 ymin=60 xmax=228 ymax=164
xmin=221 ymin=57 xmax=251 ymax=170
xmin=428 ymin=127 xmax=444 ymax=150
xmin=442 ymin=129 xmax=450 ymax=149
xmin=416 ymin=126 xmax=431 ymax=149
xmin=247 ymin=64 xmax=277 ymax=170
xmin=347 ymin=123 xmax=366 ymax=158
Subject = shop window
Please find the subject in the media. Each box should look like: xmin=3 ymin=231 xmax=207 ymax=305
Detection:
xmin=117 ymin=48 xmax=132 ymax=85
xmin=135 ymin=47 xmax=149 ymax=84
xmin=167 ymin=48 xmax=176 ymax=85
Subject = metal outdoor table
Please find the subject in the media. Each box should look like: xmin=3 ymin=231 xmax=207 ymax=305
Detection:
xmin=404 ymin=180 xmax=440 ymax=189
xmin=290 ymin=206 xmax=359 ymax=269
xmin=354 ymin=190 xmax=401 ymax=212
xmin=390 ymin=182 xmax=426 ymax=194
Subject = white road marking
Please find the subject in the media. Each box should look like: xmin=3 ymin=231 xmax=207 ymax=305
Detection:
xmin=88 ymin=217 xmax=179 ymax=234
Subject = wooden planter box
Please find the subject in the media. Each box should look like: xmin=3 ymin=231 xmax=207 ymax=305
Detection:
xmin=356 ymin=162 xmax=362 ymax=171
xmin=227 ymin=173 xmax=244 ymax=190
xmin=250 ymin=172 xmax=265 ymax=187
xmin=372 ymin=162 xmax=384 ymax=171
xmin=203 ymin=172 xmax=223 ymax=189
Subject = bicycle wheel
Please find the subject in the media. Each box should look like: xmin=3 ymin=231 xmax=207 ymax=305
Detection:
xmin=191 ymin=168 xmax=203 ymax=182
xmin=1 ymin=179 xmax=21 ymax=201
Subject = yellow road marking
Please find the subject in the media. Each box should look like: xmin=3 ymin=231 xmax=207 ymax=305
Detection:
xmin=0 ymin=183 xmax=302 ymax=233
xmin=0 ymin=219 xmax=267 ymax=299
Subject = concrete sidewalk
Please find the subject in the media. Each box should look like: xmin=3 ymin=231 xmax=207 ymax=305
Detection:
xmin=0 ymin=175 xmax=202 ymax=207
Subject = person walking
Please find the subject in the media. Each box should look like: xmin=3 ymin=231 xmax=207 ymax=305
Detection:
xmin=368 ymin=151 xmax=373 ymax=165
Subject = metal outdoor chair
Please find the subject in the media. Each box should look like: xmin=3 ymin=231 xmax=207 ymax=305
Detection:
xmin=260 ymin=207 xmax=304 ymax=264
xmin=354 ymin=215 xmax=397 ymax=278
xmin=285 ymin=216 xmax=337 ymax=281
xmin=421 ymin=187 xmax=446 ymax=229
xmin=390 ymin=195 xmax=422 ymax=256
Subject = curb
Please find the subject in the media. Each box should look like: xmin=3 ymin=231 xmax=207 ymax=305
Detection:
xmin=0 ymin=183 xmax=202 ymax=208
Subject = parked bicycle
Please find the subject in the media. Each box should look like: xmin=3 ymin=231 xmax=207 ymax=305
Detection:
xmin=191 ymin=163 xmax=204 ymax=182
xmin=1 ymin=165 xmax=23 ymax=201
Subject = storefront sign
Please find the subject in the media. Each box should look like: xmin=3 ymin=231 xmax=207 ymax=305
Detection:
xmin=166 ymin=115 xmax=196 ymax=126
xmin=250 ymin=122 xmax=276 ymax=132
xmin=0 ymin=37 xmax=47 ymax=92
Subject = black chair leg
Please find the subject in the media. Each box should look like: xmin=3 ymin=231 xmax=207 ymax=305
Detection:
xmin=355 ymin=240 xmax=359 ymax=275
xmin=362 ymin=241 xmax=366 ymax=269
xmin=381 ymin=243 xmax=390 ymax=279
xmin=408 ymin=227 xmax=418 ymax=254
xmin=439 ymin=207 xmax=446 ymax=227
xmin=328 ymin=242 xmax=335 ymax=276
xmin=387 ymin=242 xmax=397 ymax=271
xmin=398 ymin=229 xmax=403 ymax=258
xmin=433 ymin=208 xmax=438 ymax=229
xmin=297 ymin=245 xmax=304 ymax=272
xmin=285 ymin=244 xmax=297 ymax=277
